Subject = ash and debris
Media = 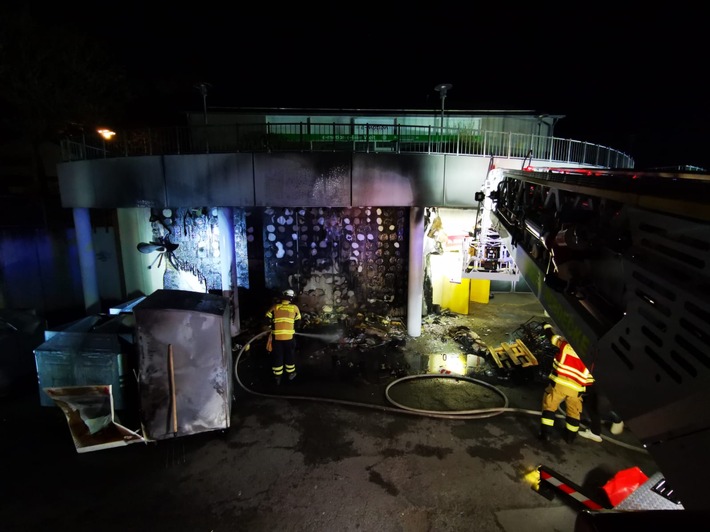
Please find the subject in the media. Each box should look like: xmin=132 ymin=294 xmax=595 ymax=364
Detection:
xmin=235 ymin=304 xmax=552 ymax=387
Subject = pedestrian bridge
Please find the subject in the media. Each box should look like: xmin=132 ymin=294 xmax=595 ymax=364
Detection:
xmin=57 ymin=122 xmax=633 ymax=209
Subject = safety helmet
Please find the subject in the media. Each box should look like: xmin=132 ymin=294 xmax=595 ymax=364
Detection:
xmin=283 ymin=289 xmax=295 ymax=299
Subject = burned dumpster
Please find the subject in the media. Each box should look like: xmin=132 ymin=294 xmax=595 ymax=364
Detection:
xmin=133 ymin=289 xmax=233 ymax=440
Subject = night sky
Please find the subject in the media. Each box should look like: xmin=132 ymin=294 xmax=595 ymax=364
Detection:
xmin=25 ymin=4 xmax=710 ymax=170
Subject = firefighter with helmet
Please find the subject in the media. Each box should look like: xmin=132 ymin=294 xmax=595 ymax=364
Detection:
xmin=265 ymin=289 xmax=302 ymax=385
xmin=539 ymin=323 xmax=594 ymax=443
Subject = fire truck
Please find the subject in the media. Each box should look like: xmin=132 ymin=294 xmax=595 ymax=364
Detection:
xmin=488 ymin=166 xmax=710 ymax=517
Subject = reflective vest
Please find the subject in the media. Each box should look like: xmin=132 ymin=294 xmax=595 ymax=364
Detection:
xmin=549 ymin=335 xmax=594 ymax=392
xmin=266 ymin=300 xmax=301 ymax=340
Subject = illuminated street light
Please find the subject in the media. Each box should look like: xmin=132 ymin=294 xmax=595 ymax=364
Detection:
xmin=97 ymin=128 xmax=116 ymax=140
xmin=97 ymin=128 xmax=116 ymax=158
xmin=434 ymin=83 xmax=452 ymax=148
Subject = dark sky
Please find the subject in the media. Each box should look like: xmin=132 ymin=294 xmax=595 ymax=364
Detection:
xmin=36 ymin=4 xmax=710 ymax=170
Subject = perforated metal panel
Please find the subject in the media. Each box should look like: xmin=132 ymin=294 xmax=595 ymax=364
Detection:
xmin=492 ymin=168 xmax=710 ymax=511
xmin=597 ymin=207 xmax=710 ymax=420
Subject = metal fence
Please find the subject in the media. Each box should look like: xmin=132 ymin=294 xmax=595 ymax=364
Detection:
xmin=60 ymin=123 xmax=634 ymax=169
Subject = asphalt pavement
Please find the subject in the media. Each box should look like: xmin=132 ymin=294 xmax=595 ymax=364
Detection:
xmin=0 ymin=293 xmax=664 ymax=532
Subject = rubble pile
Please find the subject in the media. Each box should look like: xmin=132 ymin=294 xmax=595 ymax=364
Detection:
xmin=447 ymin=325 xmax=489 ymax=357
xmin=235 ymin=303 xmax=554 ymax=387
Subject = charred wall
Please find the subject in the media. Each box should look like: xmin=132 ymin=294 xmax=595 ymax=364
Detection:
xmin=140 ymin=205 xmax=409 ymax=323
xmin=262 ymin=206 xmax=408 ymax=319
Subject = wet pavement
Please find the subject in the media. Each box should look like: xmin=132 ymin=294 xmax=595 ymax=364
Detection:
xmin=0 ymin=293 xmax=662 ymax=532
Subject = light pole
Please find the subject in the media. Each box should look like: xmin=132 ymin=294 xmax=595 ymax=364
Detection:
xmin=434 ymin=83 xmax=452 ymax=148
xmin=194 ymin=82 xmax=211 ymax=125
xmin=97 ymin=128 xmax=116 ymax=158
xmin=194 ymin=82 xmax=212 ymax=152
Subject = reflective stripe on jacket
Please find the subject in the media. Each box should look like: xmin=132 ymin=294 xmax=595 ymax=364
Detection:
xmin=549 ymin=335 xmax=594 ymax=393
xmin=265 ymin=300 xmax=301 ymax=340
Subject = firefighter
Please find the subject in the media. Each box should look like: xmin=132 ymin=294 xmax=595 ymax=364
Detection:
xmin=539 ymin=323 xmax=594 ymax=443
xmin=265 ymin=289 xmax=302 ymax=385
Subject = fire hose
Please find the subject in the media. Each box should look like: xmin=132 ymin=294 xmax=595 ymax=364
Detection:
xmin=233 ymin=330 xmax=645 ymax=452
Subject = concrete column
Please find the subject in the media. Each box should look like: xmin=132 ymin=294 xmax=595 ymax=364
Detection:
xmin=116 ymin=207 xmax=163 ymax=298
xmin=407 ymin=207 xmax=425 ymax=337
xmin=72 ymin=208 xmax=101 ymax=314
xmin=218 ymin=207 xmax=240 ymax=336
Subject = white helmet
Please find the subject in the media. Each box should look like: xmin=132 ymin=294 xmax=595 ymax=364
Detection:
xmin=283 ymin=289 xmax=295 ymax=299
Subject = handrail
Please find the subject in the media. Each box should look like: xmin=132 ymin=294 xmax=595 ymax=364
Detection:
xmin=59 ymin=123 xmax=635 ymax=169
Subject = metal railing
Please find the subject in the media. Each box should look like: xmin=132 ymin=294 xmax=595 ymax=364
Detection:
xmin=60 ymin=123 xmax=635 ymax=169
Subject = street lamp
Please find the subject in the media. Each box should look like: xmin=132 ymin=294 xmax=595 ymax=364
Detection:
xmin=194 ymin=82 xmax=212 ymax=125
xmin=97 ymin=128 xmax=116 ymax=158
xmin=434 ymin=83 xmax=452 ymax=147
xmin=194 ymin=82 xmax=212 ymax=153
xmin=97 ymin=128 xmax=116 ymax=140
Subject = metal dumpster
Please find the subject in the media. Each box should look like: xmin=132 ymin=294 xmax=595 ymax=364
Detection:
xmin=133 ymin=289 xmax=233 ymax=441
xmin=34 ymin=315 xmax=133 ymax=409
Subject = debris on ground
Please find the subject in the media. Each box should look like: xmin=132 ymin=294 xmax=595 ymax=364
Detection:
xmin=447 ymin=325 xmax=489 ymax=356
xmin=235 ymin=305 xmax=554 ymax=387
xmin=489 ymin=339 xmax=538 ymax=369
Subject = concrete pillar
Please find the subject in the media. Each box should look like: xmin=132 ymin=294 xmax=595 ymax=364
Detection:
xmin=116 ymin=208 xmax=163 ymax=298
xmin=407 ymin=207 xmax=425 ymax=337
xmin=218 ymin=207 xmax=240 ymax=336
xmin=72 ymin=208 xmax=101 ymax=314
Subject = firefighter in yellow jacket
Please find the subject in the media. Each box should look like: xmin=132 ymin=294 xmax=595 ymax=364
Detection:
xmin=265 ymin=289 xmax=302 ymax=385
xmin=539 ymin=323 xmax=594 ymax=443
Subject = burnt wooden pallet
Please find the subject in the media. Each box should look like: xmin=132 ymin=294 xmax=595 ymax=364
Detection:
xmin=489 ymin=339 xmax=538 ymax=369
